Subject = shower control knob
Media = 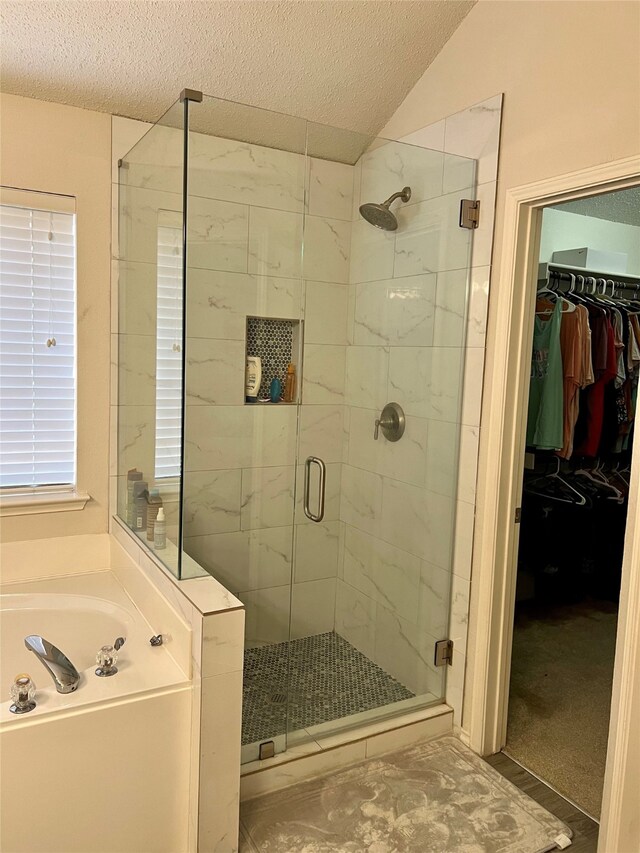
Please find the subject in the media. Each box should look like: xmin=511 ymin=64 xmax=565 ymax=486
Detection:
xmin=373 ymin=402 xmax=406 ymax=442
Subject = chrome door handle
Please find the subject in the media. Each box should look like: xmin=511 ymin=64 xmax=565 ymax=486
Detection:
xmin=304 ymin=456 xmax=326 ymax=522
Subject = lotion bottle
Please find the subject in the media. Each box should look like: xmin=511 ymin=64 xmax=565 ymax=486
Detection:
xmin=154 ymin=507 xmax=167 ymax=550
xmin=245 ymin=356 xmax=261 ymax=403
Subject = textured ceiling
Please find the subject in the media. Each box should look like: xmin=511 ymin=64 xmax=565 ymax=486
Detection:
xmin=0 ymin=0 xmax=475 ymax=136
xmin=555 ymin=187 xmax=640 ymax=229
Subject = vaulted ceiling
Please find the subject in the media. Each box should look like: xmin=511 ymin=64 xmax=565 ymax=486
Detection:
xmin=0 ymin=0 xmax=475 ymax=135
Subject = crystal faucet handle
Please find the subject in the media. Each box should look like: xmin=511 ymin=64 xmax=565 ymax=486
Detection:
xmin=10 ymin=673 xmax=36 ymax=714
xmin=95 ymin=637 xmax=126 ymax=677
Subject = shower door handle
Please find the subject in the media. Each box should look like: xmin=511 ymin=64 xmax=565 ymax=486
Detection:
xmin=304 ymin=456 xmax=326 ymax=522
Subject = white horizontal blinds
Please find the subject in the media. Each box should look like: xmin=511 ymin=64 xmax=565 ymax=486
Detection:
xmin=0 ymin=202 xmax=76 ymax=488
xmin=155 ymin=217 xmax=183 ymax=480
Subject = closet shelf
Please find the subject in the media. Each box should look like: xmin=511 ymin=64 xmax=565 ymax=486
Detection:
xmin=538 ymin=261 xmax=640 ymax=285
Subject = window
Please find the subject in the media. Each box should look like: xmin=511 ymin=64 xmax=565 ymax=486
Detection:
xmin=0 ymin=190 xmax=76 ymax=492
xmin=154 ymin=215 xmax=183 ymax=480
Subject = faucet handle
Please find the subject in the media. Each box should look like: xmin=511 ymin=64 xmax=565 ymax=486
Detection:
xmin=10 ymin=673 xmax=36 ymax=714
xmin=95 ymin=644 xmax=120 ymax=677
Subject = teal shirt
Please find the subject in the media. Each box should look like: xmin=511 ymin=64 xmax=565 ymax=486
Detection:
xmin=527 ymin=300 xmax=564 ymax=450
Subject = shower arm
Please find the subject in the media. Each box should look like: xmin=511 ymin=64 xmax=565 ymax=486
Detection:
xmin=381 ymin=187 xmax=411 ymax=208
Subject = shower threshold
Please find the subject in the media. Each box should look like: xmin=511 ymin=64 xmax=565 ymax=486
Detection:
xmin=242 ymin=630 xmax=446 ymax=769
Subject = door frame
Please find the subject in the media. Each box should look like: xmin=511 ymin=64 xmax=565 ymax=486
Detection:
xmin=465 ymin=154 xmax=640 ymax=848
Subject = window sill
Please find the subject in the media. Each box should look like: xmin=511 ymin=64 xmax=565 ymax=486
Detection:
xmin=0 ymin=490 xmax=91 ymax=517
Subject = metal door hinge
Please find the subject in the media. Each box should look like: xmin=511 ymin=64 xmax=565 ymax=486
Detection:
xmin=515 ymin=506 xmax=522 ymax=524
xmin=434 ymin=639 xmax=453 ymax=667
xmin=459 ymin=199 xmax=480 ymax=229
xmin=258 ymin=740 xmax=275 ymax=760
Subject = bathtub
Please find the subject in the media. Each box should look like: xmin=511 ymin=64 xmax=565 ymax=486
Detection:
xmin=0 ymin=571 xmax=192 ymax=853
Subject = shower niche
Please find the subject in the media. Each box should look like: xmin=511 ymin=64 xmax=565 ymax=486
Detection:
xmin=245 ymin=316 xmax=302 ymax=405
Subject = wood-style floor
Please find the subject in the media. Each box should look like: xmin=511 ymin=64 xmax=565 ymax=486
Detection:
xmin=485 ymin=752 xmax=599 ymax=853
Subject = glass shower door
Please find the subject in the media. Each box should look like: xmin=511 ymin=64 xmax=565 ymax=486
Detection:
xmin=180 ymin=95 xmax=308 ymax=763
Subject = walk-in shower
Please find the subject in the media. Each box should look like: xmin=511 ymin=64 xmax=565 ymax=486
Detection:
xmin=116 ymin=90 xmax=476 ymax=762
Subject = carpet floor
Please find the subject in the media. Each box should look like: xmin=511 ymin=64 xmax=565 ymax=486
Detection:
xmin=507 ymin=599 xmax=618 ymax=818
xmin=240 ymin=736 xmax=572 ymax=852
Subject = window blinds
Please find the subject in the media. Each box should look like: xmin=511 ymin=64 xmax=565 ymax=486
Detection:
xmin=0 ymin=202 xmax=76 ymax=489
xmin=155 ymin=222 xmax=183 ymax=480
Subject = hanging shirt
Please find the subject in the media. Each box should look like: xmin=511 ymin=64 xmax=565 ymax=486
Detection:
xmin=527 ymin=299 xmax=564 ymax=450
xmin=574 ymin=309 xmax=618 ymax=457
xmin=611 ymin=308 xmax=626 ymax=388
xmin=557 ymin=306 xmax=583 ymax=459
xmin=557 ymin=304 xmax=594 ymax=459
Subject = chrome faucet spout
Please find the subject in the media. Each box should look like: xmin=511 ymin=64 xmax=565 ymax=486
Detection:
xmin=24 ymin=635 xmax=80 ymax=694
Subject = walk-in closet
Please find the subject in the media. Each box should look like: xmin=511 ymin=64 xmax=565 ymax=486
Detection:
xmin=506 ymin=186 xmax=640 ymax=818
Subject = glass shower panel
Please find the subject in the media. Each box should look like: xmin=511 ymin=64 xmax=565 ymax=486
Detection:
xmin=286 ymin=124 xmax=477 ymax=743
xmin=116 ymin=100 xmax=186 ymax=577
xmin=180 ymin=95 xmax=307 ymax=762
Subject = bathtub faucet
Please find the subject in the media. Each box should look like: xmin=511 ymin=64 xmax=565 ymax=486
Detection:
xmin=24 ymin=635 xmax=80 ymax=694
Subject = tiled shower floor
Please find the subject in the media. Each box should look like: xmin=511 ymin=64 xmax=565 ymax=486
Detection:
xmin=242 ymin=631 xmax=414 ymax=745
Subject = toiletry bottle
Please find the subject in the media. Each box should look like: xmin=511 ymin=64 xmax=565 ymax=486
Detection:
xmin=126 ymin=469 xmax=142 ymax=527
xmin=245 ymin=356 xmax=262 ymax=403
xmin=147 ymin=489 xmax=163 ymax=541
xmin=154 ymin=507 xmax=167 ymax=550
xmin=284 ymin=363 xmax=296 ymax=403
xmin=269 ymin=377 xmax=282 ymax=403
xmin=133 ymin=479 xmax=148 ymax=533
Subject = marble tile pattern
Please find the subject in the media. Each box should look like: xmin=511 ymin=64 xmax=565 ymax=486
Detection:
xmin=240 ymin=735 xmax=571 ymax=853
xmin=336 ymin=96 xmax=502 ymax=729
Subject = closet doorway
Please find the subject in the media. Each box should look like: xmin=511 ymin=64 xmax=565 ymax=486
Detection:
xmin=505 ymin=187 xmax=640 ymax=819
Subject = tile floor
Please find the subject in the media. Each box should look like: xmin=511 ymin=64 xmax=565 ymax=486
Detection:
xmin=243 ymin=631 xmax=414 ymax=745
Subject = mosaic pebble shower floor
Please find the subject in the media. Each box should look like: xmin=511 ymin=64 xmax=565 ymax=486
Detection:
xmin=242 ymin=631 xmax=414 ymax=745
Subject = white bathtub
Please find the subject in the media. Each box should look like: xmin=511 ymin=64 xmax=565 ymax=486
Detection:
xmin=1 ymin=588 xmax=185 ymax=721
xmin=0 ymin=571 xmax=192 ymax=853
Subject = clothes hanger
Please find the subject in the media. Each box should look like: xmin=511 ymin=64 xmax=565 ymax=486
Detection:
xmin=524 ymin=456 xmax=587 ymax=505
xmin=574 ymin=465 xmax=624 ymax=503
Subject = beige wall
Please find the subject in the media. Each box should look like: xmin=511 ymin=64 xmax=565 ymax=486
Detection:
xmin=382 ymin=1 xmax=640 ymax=193
xmin=0 ymin=94 xmax=112 ymax=541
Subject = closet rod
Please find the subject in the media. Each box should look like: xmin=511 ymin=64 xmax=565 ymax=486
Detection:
xmin=544 ymin=270 xmax=640 ymax=294
xmin=539 ymin=261 xmax=640 ymax=287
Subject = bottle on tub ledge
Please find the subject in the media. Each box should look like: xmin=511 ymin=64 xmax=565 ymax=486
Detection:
xmin=125 ymin=468 xmax=143 ymax=527
xmin=146 ymin=489 xmax=163 ymax=541
xmin=154 ymin=506 xmax=167 ymax=550
xmin=245 ymin=356 xmax=261 ymax=403
xmin=133 ymin=477 xmax=148 ymax=534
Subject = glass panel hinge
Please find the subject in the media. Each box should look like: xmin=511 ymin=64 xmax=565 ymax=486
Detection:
xmin=434 ymin=639 xmax=454 ymax=667
xmin=459 ymin=199 xmax=480 ymax=229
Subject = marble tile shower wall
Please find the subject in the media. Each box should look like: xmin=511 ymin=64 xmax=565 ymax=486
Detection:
xmin=116 ymin=126 xmax=353 ymax=644
xmin=391 ymin=95 xmax=502 ymax=726
xmin=336 ymin=96 xmax=501 ymax=722
xmin=335 ymin=141 xmax=473 ymax=702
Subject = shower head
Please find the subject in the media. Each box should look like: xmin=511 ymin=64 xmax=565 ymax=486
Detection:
xmin=359 ymin=186 xmax=411 ymax=231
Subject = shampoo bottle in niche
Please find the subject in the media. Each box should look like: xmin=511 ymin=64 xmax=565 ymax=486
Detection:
xmin=154 ymin=507 xmax=167 ymax=550
xmin=284 ymin=363 xmax=296 ymax=403
xmin=245 ymin=356 xmax=261 ymax=403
